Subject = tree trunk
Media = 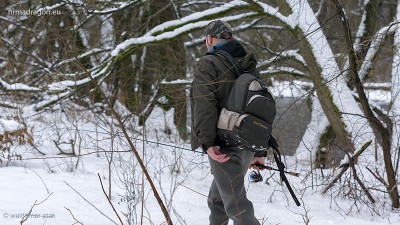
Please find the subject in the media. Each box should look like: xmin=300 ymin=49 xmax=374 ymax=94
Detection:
xmin=294 ymin=32 xmax=355 ymax=153
xmin=334 ymin=0 xmax=399 ymax=208
xmin=138 ymin=0 xmax=187 ymax=139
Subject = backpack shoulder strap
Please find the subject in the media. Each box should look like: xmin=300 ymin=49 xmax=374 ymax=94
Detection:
xmin=269 ymin=135 xmax=301 ymax=206
xmin=208 ymin=50 xmax=243 ymax=78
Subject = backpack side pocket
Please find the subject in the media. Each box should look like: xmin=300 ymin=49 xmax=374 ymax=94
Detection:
xmin=233 ymin=114 xmax=272 ymax=148
xmin=217 ymin=108 xmax=240 ymax=131
xmin=245 ymin=94 xmax=276 ymax=123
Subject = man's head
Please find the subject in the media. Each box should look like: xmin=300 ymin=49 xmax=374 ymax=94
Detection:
xmin=204 ymin=20 xmax=233 ymax=39
xmin=204 ymin=20 xmax=233 ymax=50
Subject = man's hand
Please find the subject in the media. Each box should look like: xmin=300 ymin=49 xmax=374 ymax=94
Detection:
xmin=207 ymin=146 xmax=230 ymax=163
xmin=249 ymin=157 xmax=265 ymax=170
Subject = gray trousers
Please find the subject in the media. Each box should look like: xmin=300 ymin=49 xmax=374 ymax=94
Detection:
xmin=207 ymin=147 xmax=261 ymax=225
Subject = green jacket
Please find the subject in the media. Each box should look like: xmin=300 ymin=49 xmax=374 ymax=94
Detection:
xmin=190 ymin=40 xmax=259 ymax=152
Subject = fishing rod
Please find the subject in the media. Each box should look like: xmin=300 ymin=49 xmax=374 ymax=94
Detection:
xmin=128 ymin=135 xmax=203 ymax=153
xmin=252 ymin=163 xmax=300 ymax=177
xmin=70 ymin=128 xmax=200 ymax=153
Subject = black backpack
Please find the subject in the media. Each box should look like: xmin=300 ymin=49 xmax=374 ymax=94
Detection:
xmin=213 ymin=51 xmax=276 ymax=153
xmin=213 ymin=51 xmax=301 ymax=207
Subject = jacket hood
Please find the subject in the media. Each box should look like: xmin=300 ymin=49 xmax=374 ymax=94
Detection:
xmin=216 ymin=39 xmax=247 ymax=58
xmin=210 ymin=40 xmax=259 ymax=77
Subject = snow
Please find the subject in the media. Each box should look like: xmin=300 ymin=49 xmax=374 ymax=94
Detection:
xmin=359 ymin=24 xmax=399 ymax=81
xmin=90 ymin=1 xmax=139 ymax=14
xmin=390 ymin=3 xmax=400 ymax=162
xmin=0 ymin=82 xmax=398 ymax=225
xmin=37 ymin=2 xmax=65 ymax=11
xmin=258 ymin=50 xmax=306 ymax=68
xmin=0 ymin=79 xmax=41 ymax=92
xmin=284 ymin=0 xmax=375 ymax=156
xmin=260 ymin=66 xmax=307 ymax=77
xmin=110 ymin=1 xmax=254 ymax=57
xmin=47 ymin=61 xmax=112 ymax=92
xmin=354 ymin=0 xmax=368 ymax=52
xmin=53 ymin=48 xmax=111 ymax=69
xmin=1 ymin=1 xmax=399 ymax=224
xmin=0 ymin=119 xmax=23 ymax=134
xmin=160 ymin=79 xmax=192 ymax=85
xmin=295 ymin=94 xmax=329 ymax=162
xmin=146 ymin=0 xmax=248 ymax=36
xmin=269 ymin=80 xmax=311 ymax=98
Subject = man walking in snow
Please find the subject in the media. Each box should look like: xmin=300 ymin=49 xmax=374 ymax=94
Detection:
xmin=190 ymin=20 xmax=264 ymax=225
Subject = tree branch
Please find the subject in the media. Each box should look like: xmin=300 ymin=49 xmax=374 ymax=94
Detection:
xmin=322 ymin=141 xmax=371 ymax=194
xmin=97 ymin=173 xmax=124 ymax=225
xmin=64 ymin=181 xmax=119 ymax=225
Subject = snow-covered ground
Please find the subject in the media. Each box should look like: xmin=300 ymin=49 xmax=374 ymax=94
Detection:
xmin=0 ymin=86 xmax=398 ymax=225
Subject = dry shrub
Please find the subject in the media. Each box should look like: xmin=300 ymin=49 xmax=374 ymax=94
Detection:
xmin=0 ymin=126 xmax=34 ymax=162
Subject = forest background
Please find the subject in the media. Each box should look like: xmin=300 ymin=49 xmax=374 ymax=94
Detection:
xmin=1 ymin=0 xmax=400 ymax=224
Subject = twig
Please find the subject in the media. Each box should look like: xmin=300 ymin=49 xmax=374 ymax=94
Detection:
xmin=366 ymin=166 xmax=389 ymax=187
xmin=0 ymin=101 xmax=17 ymax=109
xmin=180 ymin=184 xmax=208 ymax=198
xmin=322 ymin=141 xmax=371 ymax=193
xmin=17 ymin=150 xmax=133 ymax=160
xmin=349 ymin=157 xmax=375 ymax=203
xmin=24 ymin=167 xmax=50 ymax=194
xmin=97 ymin=173 xmax=124 ymax=225
xmin=65 ymin=207 xmax=84 ymax=225
xmin=20 ymin=193 xmax=53 ymax=224
xmin=53 ymin=140 xmax=76 ymax=156
xmin=64 ymin=181 xmax=119 ymax=225
xmin=30 ymin=144 xmax=46 ymax=155
xmin=322 ymin=165 xmax=348 ymax=194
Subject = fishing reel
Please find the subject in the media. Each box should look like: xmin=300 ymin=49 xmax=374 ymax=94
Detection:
xmin=249 ymin=163 xmax=300 ymax=183
xmin=249 ymin=170 xmax=263 ymax=183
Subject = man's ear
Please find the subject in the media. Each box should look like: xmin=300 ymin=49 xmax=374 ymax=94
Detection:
xmin=207 ymin=35 xmax=213 ymax=45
